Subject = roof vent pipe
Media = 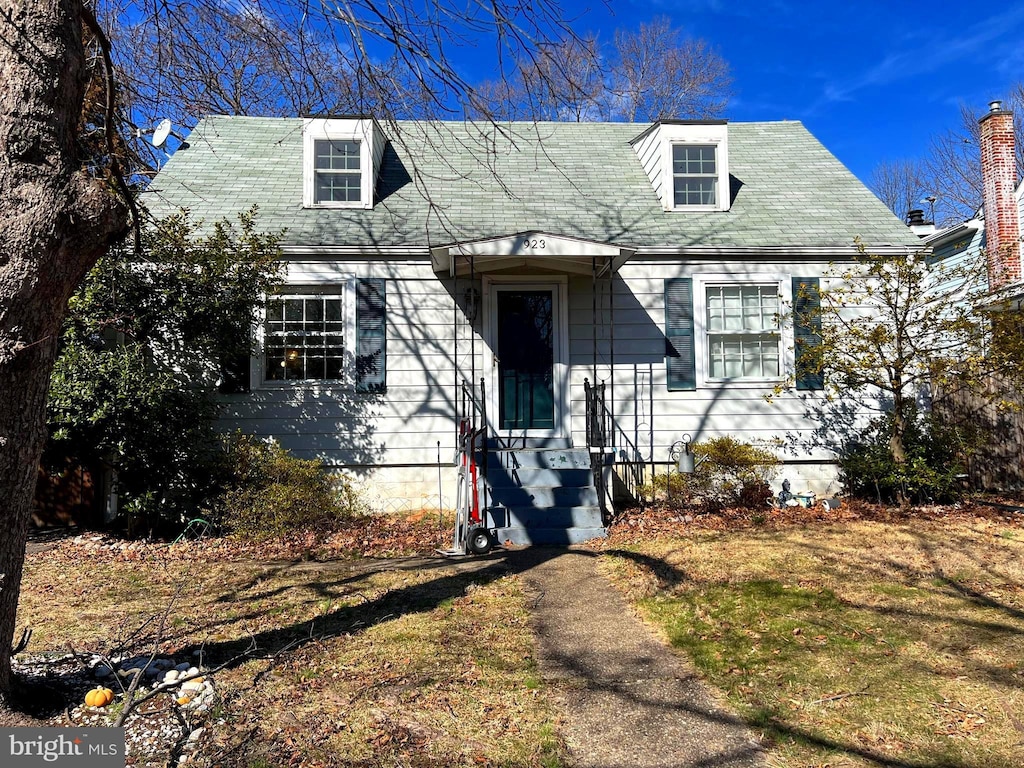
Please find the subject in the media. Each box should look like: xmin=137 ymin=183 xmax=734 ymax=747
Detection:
xmin=906 ymin=209 xmax=925 ymax=225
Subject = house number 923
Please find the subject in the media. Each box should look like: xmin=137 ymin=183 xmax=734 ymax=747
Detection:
xmin=522 ymin=238 xmax=546 ymax=249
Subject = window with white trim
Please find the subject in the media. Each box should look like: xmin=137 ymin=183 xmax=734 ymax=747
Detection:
xmin=673 ymin=144 xmax=717 ymax=207
xmin=260 ymin=278 xmax=386 ymax=390
xmin=705 ymin=284 xmax=780 ymax=379
xmin=302 ymin=118 xmax=378 ymax=209
xmin=264 ymin=294 xmax=347 ymax=381
xmin=313 ymin=139 xmax=361 ymax=204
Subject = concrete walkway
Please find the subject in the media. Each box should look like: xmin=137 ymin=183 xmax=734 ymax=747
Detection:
xmin=513 ymin=548 xmax=766 ymax=768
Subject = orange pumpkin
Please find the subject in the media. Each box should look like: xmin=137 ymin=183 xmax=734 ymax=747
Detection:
xmin=84 ymin=686 xmax=114 ymax=707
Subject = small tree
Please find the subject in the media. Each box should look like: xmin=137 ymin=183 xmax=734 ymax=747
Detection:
xmin=792 ymin=242 xmax=1024 ymax=503
xmin=46 ymin=208 xmax=282 ymax=531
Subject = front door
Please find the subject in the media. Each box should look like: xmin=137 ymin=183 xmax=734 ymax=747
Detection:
xmin=488 ymin=282 xmax=566 ymax=437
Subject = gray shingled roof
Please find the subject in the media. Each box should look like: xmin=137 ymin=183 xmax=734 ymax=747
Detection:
xmin=145 ymin=116 xmax=919 ymax=250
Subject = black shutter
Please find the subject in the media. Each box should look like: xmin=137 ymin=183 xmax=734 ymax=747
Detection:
xmin=356 ymin=278 xmax=386 ymax=393
xmin=792 ymin=276 xmax=823 ymax=391
xmin=665 ymin=278 xmax=696 ymax=391
xmin=217 ymin=353 xmax=251 ymax=394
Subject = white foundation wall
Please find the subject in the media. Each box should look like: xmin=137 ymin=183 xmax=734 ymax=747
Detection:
xmin=334 ymin=464 xmax=461 ymax=515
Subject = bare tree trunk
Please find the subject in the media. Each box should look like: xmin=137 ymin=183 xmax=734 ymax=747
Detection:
xmin=0 ymin=0 xmax=127 ymax=703
xmin=889 ymin=387 xmax=909 ymax=507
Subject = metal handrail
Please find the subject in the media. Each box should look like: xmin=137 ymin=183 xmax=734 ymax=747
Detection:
xmin=584 ymin=377 xmax=647 ymax=505
xmin=584 ymin=377 xmax=609 ymax=449
xmin=458 ymin=377 xmax=489 ymax=465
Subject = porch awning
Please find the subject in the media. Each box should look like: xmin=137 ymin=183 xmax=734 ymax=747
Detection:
xmin=430 ymin=232 xmax=636 ymax=277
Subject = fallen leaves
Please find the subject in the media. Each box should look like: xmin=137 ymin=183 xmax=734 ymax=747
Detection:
xmin=931 ymin=699 xmax=989 ymax=737
xmin=600 ymin=497 xmax=1024 ymax=547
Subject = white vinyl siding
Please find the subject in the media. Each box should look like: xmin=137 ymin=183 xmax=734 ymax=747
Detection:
xmin=227 ymin=262 xmax=460 ymax=476
xmin=217 ymin=258 xmax=867 ymax=506
xmin=631 ymin=122 xmax=730 ymax=211
xmin=705 ymin=284 xmax=780 ymax=379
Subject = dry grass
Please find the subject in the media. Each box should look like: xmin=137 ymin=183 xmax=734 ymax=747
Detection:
xmin=17 ymin=539 xmax=566 ymax=767
xmin=600 ymin=513 xmax=1024 ymax=768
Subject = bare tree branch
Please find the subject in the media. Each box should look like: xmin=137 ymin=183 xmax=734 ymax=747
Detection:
xmin=869 ymin=158 xmax=929 ymax=222
xmin=611 ymin=17 xmax=731 ymax=122
xmin=473 ymin=16 xmax=730 ymax=122
xmin=868 ymin=84 xmax=1024 ymax=228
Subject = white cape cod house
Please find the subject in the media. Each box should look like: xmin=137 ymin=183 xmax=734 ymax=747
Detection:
xmin=147 ymin=116 xmax=919 ymax=543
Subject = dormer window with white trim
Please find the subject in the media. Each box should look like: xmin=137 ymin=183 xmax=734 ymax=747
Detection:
xmin=302 ymin=118 xmax=384 ymax=209
xmin=631 ymin=120 xmax=730 ymax=212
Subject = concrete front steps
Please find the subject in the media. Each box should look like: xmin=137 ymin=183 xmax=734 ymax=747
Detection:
xmin=482 ymin=443 xmax=606 ymax=546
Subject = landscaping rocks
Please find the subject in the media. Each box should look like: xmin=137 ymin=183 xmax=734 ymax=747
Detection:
xmin=11 ymin=651 xmax=220 ymax=766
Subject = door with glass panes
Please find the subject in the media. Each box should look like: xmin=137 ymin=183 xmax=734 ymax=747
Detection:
xmin=488 ymin=283 xmax=565 ymax=437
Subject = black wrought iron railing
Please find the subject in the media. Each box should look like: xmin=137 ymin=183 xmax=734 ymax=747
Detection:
xmin=583 ymin=377 xmax=608 ymax=449
xmin=584 ymin=377 xmax=646 ymax=506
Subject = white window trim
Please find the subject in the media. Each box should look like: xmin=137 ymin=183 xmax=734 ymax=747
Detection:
xmin=670 ymin=143 xmax=719 ymax=209
xmin=481 ymin=275 xmax=570 ymax=440
xmin=253 ymin=279 xmax=358 ymax=390
xmin=302 ymin=119 xmax=374 ymax=209
xmin=657 ymin=123 xmax=730 ymax=213
xmin=693 ymin=274 xmax=793 ymax=387
xmin=665 ymin=140 xmax=729 ymax=212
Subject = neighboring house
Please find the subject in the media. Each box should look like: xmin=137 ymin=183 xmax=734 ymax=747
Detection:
xmin=926 ymin=101 xmax=1024 ymax=308
xmin=146 ymin=115 xmax=919 ymax=542
xmin=924 ymin=100 xmax=1024 ymax=490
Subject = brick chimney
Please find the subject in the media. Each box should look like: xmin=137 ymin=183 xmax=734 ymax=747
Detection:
xmin=979 ymin=100 xmax=1022 ymax=290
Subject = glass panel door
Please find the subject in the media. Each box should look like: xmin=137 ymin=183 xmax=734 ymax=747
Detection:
xmin=496 ymin=290 xmax=555 ymax=431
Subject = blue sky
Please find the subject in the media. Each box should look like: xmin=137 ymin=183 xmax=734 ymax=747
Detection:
xmin=540 ymin=0 xmax=1024 ymax=185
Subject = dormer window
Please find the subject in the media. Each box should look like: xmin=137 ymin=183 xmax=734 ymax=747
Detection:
xmin=314 ymin=140 xmax=362 ymax=204
xmin=672 ymin=144 xmax=718 ymax=207
xmin=302 ymin=118 xmax=384 ymax=210
xmin=630 ymin=120 xmax=730 ymax=212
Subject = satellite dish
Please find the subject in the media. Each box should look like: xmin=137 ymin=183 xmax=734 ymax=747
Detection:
xmin=152 ymin=119 xmax=172 ymax=148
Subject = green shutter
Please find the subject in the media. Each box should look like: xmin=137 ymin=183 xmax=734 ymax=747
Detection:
xmin=665 ymin=278 xmax=696 ymax=391
xmin=792 ymin=276 xmax=823 ymax=391
xmin=356 ymin=278 xmax=386 ymax=393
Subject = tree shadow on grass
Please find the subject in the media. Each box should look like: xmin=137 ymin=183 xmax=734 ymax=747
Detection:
xmin=13 ymin=539 xmax=1019 ymax=768
xmin=594 ymin=542 xmax=1021 ymax=768
xmin=182 ymin=526 xmax=1021 ymax=768
xmin=179 ymin=550 xmax=545 ymax=666
xmin=602 ymin=547 xmax=691 ymax=591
